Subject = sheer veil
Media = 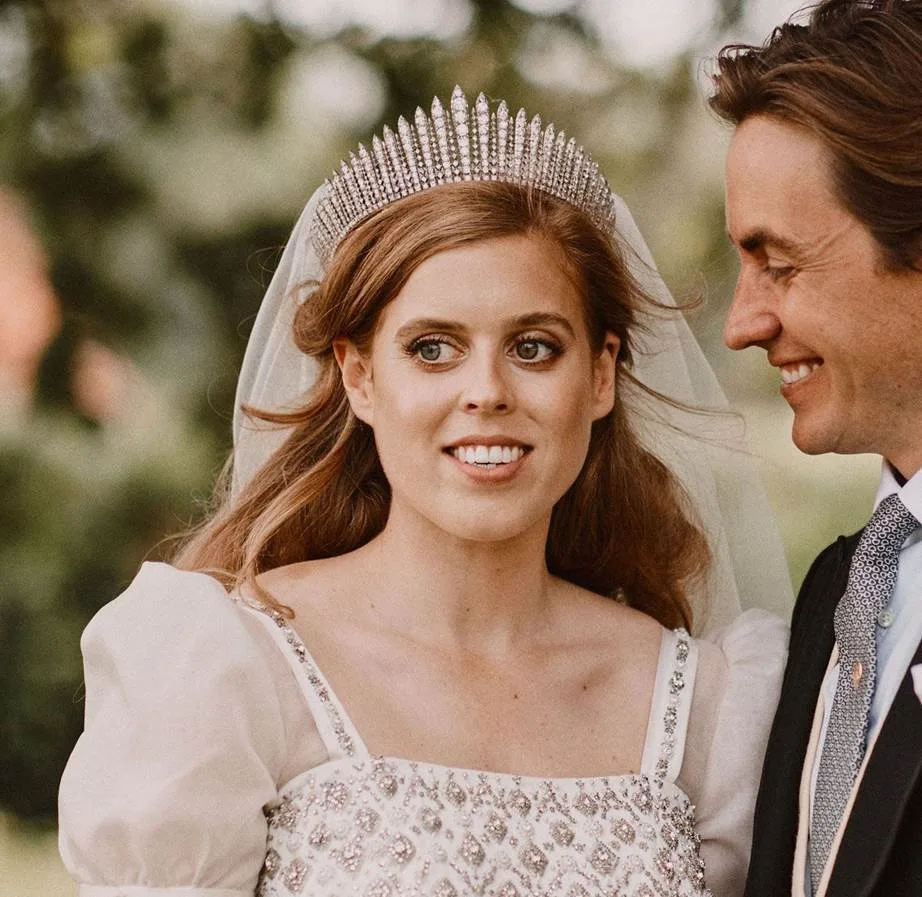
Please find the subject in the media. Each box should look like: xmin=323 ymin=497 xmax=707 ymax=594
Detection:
xmin=231 ymin=184 xmax=792 ymax=636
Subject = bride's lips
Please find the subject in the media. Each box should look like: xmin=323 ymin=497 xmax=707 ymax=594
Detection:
xmin=443 ymin=437 xmax=533 ymax=481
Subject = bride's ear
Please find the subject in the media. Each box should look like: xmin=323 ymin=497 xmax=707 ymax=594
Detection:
xmin=333 ymin=338 xmax=374 ymax=426
xmin=590 ymin=330 xmax=620 ymax=420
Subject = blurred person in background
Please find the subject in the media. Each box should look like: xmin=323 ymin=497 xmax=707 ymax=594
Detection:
xmin=711 ymin=2 xmax=922 ymax=895
xmin=0 ymin=189 xmax=60 ymax=420
xmin=57 ymin=87 xmax=790 ymax=897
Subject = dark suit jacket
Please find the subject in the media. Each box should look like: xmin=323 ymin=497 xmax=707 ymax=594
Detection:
xmin=744 ymin=533 xmax=922 ymax=897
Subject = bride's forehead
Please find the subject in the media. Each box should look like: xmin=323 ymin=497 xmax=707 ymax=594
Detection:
xmin=388 ymin=236 xmax=582 ymax=308
xmin=380 ymin=237 xmax=584 ymax=327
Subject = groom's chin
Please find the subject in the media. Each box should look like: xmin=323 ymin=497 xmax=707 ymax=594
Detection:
xmin=789 ymin=412 xmax=870 ymax=459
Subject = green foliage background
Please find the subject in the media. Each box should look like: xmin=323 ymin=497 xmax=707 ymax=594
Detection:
xmin=0 ymin=0 xmax=878 ymax=844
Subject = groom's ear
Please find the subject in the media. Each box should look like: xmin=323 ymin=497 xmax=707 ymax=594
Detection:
xmin=333 ymin=338 xmax=374 ymax=426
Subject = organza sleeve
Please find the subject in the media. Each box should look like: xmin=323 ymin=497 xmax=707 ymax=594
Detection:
xmin=681 ymin=609 xmax=789 ymax=897
xmin=58 ymin=562 xmax=289 ymax=897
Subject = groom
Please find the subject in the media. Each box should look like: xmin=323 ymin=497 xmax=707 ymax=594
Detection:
xmin=709 ymin=1 xmax=922 ymax=895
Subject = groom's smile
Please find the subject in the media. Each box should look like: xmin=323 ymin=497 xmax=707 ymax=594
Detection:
xmin=723 ymin=114 xmax=922 ymax=475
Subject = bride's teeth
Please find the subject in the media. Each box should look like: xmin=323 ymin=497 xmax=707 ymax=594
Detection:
xmin=452 ymin=445 xmax=526 ymax=465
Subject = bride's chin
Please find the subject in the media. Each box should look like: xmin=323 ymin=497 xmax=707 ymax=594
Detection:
xmin=417 ymin=507 xmax=548 ymax=546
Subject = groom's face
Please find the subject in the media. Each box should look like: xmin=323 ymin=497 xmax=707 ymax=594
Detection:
xmin=723 ymin=114 xmax=922 ymax=477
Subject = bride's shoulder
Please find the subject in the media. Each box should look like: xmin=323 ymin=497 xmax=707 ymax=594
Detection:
xmin=90 ymin=561 xmax=235 ymax=626
xmin=557 ymin=581 xmax=666 ymax=660
xmin=81 ymin=561 xmax=279 ymax=678
xmin=60 ymin=561 xmax=299 ymax=893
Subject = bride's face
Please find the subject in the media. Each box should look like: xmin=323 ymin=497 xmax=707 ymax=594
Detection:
xmin=336 ymin=233 xmax=619 ymax=544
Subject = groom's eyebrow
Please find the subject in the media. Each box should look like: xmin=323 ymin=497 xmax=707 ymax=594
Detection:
xmin=733 ymin=228 xmax=804 ymax=258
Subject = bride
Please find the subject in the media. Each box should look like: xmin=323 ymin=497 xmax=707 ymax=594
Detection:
xmin=58 ymin=88 xmax=789 ymax=896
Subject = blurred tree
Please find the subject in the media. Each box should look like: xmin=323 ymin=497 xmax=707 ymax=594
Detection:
xmin=0 ymin=0 xmax=772 ymax=824
xmin=0 ymin=0 xmax=304 ymax=822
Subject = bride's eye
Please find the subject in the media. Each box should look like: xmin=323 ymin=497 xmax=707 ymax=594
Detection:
xmin=419 ymin=341 xmax=443 ymax=362
xmin=512 ymin=337 xmax=561 ymax=363
xmin=407 ymin=337 xmax=462 ymax=365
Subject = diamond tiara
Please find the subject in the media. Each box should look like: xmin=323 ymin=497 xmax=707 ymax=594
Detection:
xmin=310 ymin=86 xmax=618 ymax=266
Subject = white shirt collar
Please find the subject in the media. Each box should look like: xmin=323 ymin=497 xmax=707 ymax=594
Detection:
xmin=875 ymin=460 xmax=922 ymax=543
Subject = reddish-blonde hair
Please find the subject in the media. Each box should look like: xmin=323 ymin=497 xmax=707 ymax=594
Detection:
xmin=175 ymin=182 xmax=710 ymax=629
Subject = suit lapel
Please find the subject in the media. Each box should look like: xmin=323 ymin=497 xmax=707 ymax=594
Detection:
xmin=745 ymin=538 xmax=853 ymax=897
xmin=827 ymin=636 xmax=922 ymax=897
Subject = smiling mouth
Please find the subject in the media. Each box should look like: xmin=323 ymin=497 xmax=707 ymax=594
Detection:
xmin=447 ymin=444 xmax=532 ymax=468
xmin=780 ymin=360 xmax=823 ymax=385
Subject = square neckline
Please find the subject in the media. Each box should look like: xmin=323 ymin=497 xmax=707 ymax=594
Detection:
xmin=234 ymin=591 xmax=697 ymax=791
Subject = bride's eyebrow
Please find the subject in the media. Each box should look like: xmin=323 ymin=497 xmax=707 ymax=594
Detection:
xmin=394 ymin=313 xmax=576 ymax=342
xmin=394 ymin=318 xmax=463 ymax=341
xmin=513 ymin=312 xmax=576 ymax=337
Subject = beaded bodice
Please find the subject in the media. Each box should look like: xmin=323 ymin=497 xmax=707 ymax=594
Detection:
xmin=243 ymin=603 xmax=709 ymax=897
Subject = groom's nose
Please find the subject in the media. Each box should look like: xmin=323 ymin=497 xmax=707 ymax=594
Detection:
xmin=723 ymin=269 xmax=782 ymax=350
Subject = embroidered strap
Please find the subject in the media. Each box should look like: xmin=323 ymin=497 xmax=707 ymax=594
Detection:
xmin=641 ymin=628 xmax=698 ymax=786
xmin=78 ymin=888 xmax=250 ymax=897
xmin=237 ymin=598 xmax=367 ymax=760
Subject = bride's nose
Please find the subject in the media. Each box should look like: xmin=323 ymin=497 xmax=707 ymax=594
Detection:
xmin=460 ymin=352 xmax=514 ymax=414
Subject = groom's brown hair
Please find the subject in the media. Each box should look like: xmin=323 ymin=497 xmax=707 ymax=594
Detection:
xmin=709 ymin=0 xmax=922 ymax=272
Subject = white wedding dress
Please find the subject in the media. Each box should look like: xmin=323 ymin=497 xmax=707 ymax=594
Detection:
xmin=59 ymin=563 xmax=787 ymax=897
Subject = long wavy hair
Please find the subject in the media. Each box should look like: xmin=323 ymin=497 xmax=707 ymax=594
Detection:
xmin=175 ymin=181 xmax=711 ymax=630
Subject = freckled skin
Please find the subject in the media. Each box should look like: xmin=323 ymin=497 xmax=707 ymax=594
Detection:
xmin=254 ymin=234 xmax=665 ymax=778
xmin=339 ymin=234 xmax=619 ymax=545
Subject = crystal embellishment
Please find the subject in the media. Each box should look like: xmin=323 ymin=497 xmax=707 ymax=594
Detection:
xmin=310 ymin=86 xmax=618 ymax=266
xmin=655 ymin=630 xmax=690 ymax=786
xmin=246 ymin=594 xmax=710 ymax=897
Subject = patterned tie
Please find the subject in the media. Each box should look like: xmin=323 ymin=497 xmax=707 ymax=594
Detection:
xmin=809 ymin=492 xmax=919 ymax=892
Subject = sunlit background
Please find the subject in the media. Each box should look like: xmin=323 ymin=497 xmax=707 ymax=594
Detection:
xmin=0 ymin=0 xmax=879 ymax=892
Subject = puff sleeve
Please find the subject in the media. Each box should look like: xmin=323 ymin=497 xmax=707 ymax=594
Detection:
xmin=58 ymin=562 xmax=289 ymax=897
xmin=683 ymin=609 xmax=789 ymax=897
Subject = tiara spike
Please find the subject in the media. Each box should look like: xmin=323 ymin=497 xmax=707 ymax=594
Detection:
xmin=572 ymin=150 xmax=588 ymax=206
xmin=396 ymin=116 xmax=422 ymax=194
xmin=337 ymin=160 xmax=355 ymax=216
xmin=540 ymin=122 xmax=555 ymax=182
xmin=550 ymin=130 xmax=567 ymax=194
xmin=382 ymin=125 xmax=408 ymax=197
xmin=324 ymin=172 xmax=346 ymax=233
xmin=474 ymin=92 xmax=490 ymax=180
xmin=560 ymin=137 xmax=577 ymax=198
xmin=512 ymin=108 xmax=528 ymax=182
xmin=526 ymin=114 xmax=542 ymax=185
xmin=495 ymin=100 xmax=509 ymax=179
xmin=431 ymin=95 xmax=453 ymax=184
xmin=356 ymin=144 xmax=379 ymax=209
xmin=311 ymin=87 xmax=617 ymax=264
xmin=577 ymin=154 xmax=594 ymax=208
xmin=413 ymin=107 xmax=436 ymax=189
xmin=371 ymin=135 xmax=394 ymax=206
xmin=451 ymin=86 xmax=472 ymax=180
xmin=333 ymin=164 xmax=356 ymax=228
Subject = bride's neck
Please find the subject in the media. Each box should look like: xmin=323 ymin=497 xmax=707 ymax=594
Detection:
xmin=352 ymin=509 xmax=557 ymax=651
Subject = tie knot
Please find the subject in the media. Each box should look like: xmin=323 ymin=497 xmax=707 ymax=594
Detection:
xmin=857 ymin=492 xmax=919 ymax=563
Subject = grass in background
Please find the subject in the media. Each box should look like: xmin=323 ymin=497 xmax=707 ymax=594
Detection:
xmin=0 ymin=815 xmax=73 ymax=897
